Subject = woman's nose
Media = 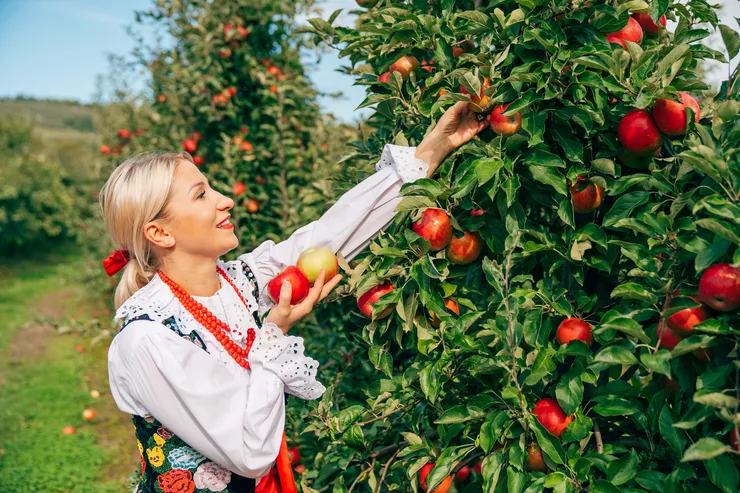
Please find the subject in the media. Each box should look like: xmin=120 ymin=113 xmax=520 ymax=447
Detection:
xmin=218 ymin=193 xmax=234 ymax=211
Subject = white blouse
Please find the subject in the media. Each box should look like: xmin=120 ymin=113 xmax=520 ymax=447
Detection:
xmin=107 ymin=145 xmax=428 ymax=484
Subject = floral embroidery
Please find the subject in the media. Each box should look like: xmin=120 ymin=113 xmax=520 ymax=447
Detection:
xmin=146 ymin=446 xmax=165 ymax=467
xmin=153 ymin=433 xmax=166 ymax=447
xmin=144 ymin=415 xmax=156 ymax=424
xmin=140 ymin=454 xmax=146 ymax=475
xmin=157 ymin=469 xmax=196 ymax=493
xmin=158 ymin=426 xmax=174 ymax=439
xmin=137 ymin=440 xmax=144 ymax=457
xmin=168 ymin=445 xmax=207 ymax=470
xmin=194 ymin=462 xmax=232 ymax=492
xmin=239 ymin=261 xmax=262 ymax=328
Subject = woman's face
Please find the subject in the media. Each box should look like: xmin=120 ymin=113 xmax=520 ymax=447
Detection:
xmin=163 ymin=159 xmax=238 ymax=258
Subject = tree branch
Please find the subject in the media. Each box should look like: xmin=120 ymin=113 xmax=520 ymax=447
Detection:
xmin=374 ymin=449 xmax=400 ymax=493
xmin=369 ymin=432 xmax=439 ymax=459
xmin=593 ymin=421 xmax=604 ymax=454
xmin=358 ymin=404 xmax=409 ymax=427
xmin=348 ymin=460 xmax=376 ymax=493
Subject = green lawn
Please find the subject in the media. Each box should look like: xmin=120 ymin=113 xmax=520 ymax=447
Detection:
xmin=0 ymin=251 xmax=136 ymax=492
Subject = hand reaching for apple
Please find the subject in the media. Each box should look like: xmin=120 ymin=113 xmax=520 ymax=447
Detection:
xmin=265 ymin=269 xmax=342 ymax=334
xmin=414 ymin=101 xmax=490 ymax=175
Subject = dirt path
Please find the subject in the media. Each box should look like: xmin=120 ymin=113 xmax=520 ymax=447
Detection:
xmin=5 ymin=290 xmax=72 ymax=362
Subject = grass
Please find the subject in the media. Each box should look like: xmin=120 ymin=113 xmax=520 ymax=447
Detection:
xmin=0 ymin=250 xmax=135 ymax=492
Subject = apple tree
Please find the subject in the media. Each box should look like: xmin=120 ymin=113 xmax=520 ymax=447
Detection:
xmin=297 ymin=1 xmax=740 ymax=492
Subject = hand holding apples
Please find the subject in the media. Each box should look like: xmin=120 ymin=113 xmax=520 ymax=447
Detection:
xmin=414 ymin=101 xmax=490 ymax=174
xmin=265 ymin=268 xmax=342 ymax=334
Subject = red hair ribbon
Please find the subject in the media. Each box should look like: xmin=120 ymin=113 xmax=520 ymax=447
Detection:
xmin=102 ymin=249 xmax=130 ymax=276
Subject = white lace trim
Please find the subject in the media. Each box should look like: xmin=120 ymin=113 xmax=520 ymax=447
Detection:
xmin=251 ymin=323 xmax=326 ymax=401
xmin=114 ymin=260 xmax=325 ymax=401
xmin=376 ymin=144 xmax=429 ymax=183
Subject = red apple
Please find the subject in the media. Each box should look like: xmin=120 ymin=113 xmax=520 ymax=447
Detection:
xmin=526 ymin=443 xmax=547 ymax=472
xmin=225 ymin=86 xmax=237 ymax=97
xmin=469 ymin=209 xmax=486 ymax=216
xmin=135 ymin=129 xmax=144 ymax=137
xmin=412 ymin=208 xmax=452 ymax=251
xmin=247 ymin=198 xmax=259 ymax=213
xmin=288 ymin=447 xmax=300 ymax=464
xmin=75 ymin=345 xmax=84 ymax=353
xmin=667 ymin=294 xmax=708 ymax=335
xmin=632 ymin=12 xmax=666 ymax=37
xmin=455 ymin=465 xmax=470 ymax=482
xmin=270 ymin=85 xmax=279 ymax=93
xmin=618 ymin=110 xmax=662 ymax=155
xmin=236 ymin=25 xmax=248 ymax=39
xmin=234 ymin=182 xmax=246 ymax=196
xmin=240 ymin=141 xmax=253 ymax=152
xmin=191 ymin=131 xmax=202 ymax=141
xmin=267 ymin=266 xmax=311 ymax=304
xmin=62 ymin=426 xmax=77 ymax=435
xmin=731 ymin=428 xmax=740 ymax=452
xmin=118 ymin=129 xmax=131 ymax=139
xmin=570 ymin=178 xmax=604 ymax=214
xmin=241 ymin=126 xmax=249 ymax=134
xmin=661 ymin=376 xmax=680 ymax=394
xmin=555 ymin=318 xmax=593 ymax=346
xmin=420 ymin=59 xmax=435 ymax=72
xmin=473 ymin=462 xmax=482 ymax=474
xmin=256 ymin=175 xmax=266 ymax=185
xmin=699 ymin=263 xmax=740 ymax=312
xmin=357 ymin=282 xmax=395 ymax=319
xmin=378 ymin=72 xmax=391 ymax=84
xmin=489 ymin=104 xmax=522 ymax=136
xmin=460 ymin=78 xmax=491 ymax=113
xmin=533 ymin=398 xmax=573 ymax=439
xmin=182 ymin=139 xmax=198 ymax=153
xmin=82 ymin=409 xmax=96 ymax=421
xmin=90 ymin=389 xmax=101 ymax=399
xmin=606 ymin=35 xmax=628 ymax=49
xmin=419 ymin=463 xmax=452 ymax=493
xmin=100 ymin=145 xmax=111 ymax=155
xmin=657 ymin=324 xmax=683 ymax=350
xmin=297 ymin=247 xmax=339 ymax=284
xmin=193 ymin=155 xmax=204 ymax=166
xmin=452 ymin=40 xmax=475 ymax=57
xmin=268 ymin=66 xmax=281 ymax=76
xmin=389 ymin=56 xmax=419 ymax=80
xmin=218 ymin=47 xmax=232 ymax=59
xmin=447 ymin=231 xmax=483 ymax=265
xmin=157 ymin=94 xmax=167 ymax=103
xmin=429 ymin=298 xmax=460 ymax=327
xmin=607 ymin=16 xmax=644 ymax=44
xmin=652 ymin=92 xmax=700 ymax=136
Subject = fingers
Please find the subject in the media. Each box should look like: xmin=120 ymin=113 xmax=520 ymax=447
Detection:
xmin=277 ymin=280 xmax=293 ymax=311
xmin=293 ymin=269 xmax=326 ymax=314
xmin=319 ymin=274 xmax=343 ymax=300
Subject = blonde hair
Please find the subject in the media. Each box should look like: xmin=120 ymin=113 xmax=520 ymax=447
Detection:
xmin=99 ymin=151 xmax=194 ymax=309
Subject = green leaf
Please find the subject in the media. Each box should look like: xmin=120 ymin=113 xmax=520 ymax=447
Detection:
xmin=594 ymin=346 xmax=638 ymax=365
xmin=528 ymin=166 xmax=567 ymax=195
xmin=474 ymin=158 xmax=504 ymax=186
xmin=603 ymin=192 xmax=650 ymax=227
xmin=596 ymin=317 xmax=650 ymax=343
xmin=591 ymin=480 xmax=622 ymax=493
xmin=659 ymin=405 xmax=685 ymax=454
xmin=695 ymin=218 xmax=740 ymax=245
xmin=693 ymin=392 xmax=739 ymax=408
xmin=531 ymin=419 xmax=566 ymax=464
xmin=396 ymin=196 xmax=435 ymax=212
xmin=705 ymin=453 xmax=740 ymax=493
xmin=606 ymin=449 xmax=638 ymax=486
xmin=682 ymin=438 xmax=731 ymax=462
xmin=610 ymin=282 xmax=658 ymax=304
xmin=434 ymin=405 xmax=486 ymax=424
xmin=640 ymin=350 xmax=672 ymax=376
xmin=719 ymin=24 xmax=740 ymax=61
xmin=419 ymin=364 xmax=440 ymax=403
xmin=556 ymin=371 xmax=584 ymax=415
xmin=341 ymin=424 xmax=364 ymax=448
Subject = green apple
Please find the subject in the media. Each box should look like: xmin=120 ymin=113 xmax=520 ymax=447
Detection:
xmin=296 ymin=247 xmax=339 ymax=284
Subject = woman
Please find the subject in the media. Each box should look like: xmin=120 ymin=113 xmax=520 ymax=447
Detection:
xmin=103 ymin=102 xmax=487 ymax=493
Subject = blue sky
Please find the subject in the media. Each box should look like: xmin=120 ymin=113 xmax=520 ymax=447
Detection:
xmin=0 ymin=0 xmax=369 ymax=122
xmin=0 ymin=1 xmax=738 ymax=123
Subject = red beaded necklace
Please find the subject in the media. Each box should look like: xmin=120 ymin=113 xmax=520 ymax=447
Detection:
xmin=158 ymin=267 xmax=257 ymax=370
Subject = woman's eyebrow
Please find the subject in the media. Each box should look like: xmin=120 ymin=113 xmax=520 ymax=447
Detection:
xmin=188 ymin=181 xmax=205 ymax=193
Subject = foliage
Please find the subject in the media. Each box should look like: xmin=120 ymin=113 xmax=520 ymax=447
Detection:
xmin=297 ymin=1 xmax=740 ymax=492
xmin=0 ymin=115 xmax=84 ymax=255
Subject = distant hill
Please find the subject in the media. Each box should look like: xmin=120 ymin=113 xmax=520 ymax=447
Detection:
xmin=0 ymin=97 xmax=99 ymax=133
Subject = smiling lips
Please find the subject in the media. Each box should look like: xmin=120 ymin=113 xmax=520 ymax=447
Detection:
xmin=216 ymin=216 xmax=233 ymax=229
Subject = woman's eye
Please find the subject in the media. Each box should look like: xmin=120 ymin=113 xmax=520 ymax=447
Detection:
xmin=197 ymin=191 xmax=206 ymax=199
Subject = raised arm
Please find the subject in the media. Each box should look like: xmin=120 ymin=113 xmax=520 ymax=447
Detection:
xmin=241 ymin=101 xmax=489 ymax=295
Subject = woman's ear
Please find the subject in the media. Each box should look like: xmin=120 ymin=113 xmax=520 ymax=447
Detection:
xmin=144 ymin=220 xmax=175 ymax=249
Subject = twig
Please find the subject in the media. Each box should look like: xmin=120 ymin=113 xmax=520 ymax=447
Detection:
xmin=502 ymin=232 xmax=528 ymax=427
xmin=348 ymin=460 xmax=376 ymax=493
xmin=374 ymin=449 xmax=400 ymax=493
xmin=370 ymin=432 xmax=439 ymax=458
xmin=451 ymin=450 xmax=484 ymax=475
xmin=358 ymin=404 xmax=409 ymax=427
xmin=593 ymin=421 xmax=604 ymax=454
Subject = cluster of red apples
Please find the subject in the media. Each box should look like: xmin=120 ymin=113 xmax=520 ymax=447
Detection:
xmin=357 ymin=208 xmax=483 ymax=321
xmin=266 ymin=247 xmax=340 ymax=304
xmin=100 ymin=128 xmax=144 ymax=157
xmin=216 ymin=18 xmax=249 ymax=59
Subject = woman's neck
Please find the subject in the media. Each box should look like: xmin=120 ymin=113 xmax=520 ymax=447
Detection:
xmin=159 ymin=254 xmax=221 ymax=297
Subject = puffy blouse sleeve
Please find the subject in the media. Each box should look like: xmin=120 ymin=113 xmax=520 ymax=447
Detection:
xmin=240 ymin=144 xmax=428 ymax=301
xmin=107 ymin=319 xmax=320 ymax=479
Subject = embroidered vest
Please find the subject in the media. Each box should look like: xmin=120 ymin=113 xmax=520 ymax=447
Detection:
xmin=120 ymin=262 xmax=267 ymax=493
